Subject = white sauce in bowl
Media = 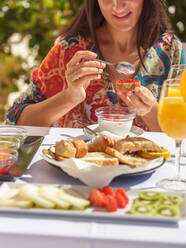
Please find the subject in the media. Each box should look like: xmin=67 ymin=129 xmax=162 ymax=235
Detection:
xmin=98 ymin=119 xmax=133 ymax=136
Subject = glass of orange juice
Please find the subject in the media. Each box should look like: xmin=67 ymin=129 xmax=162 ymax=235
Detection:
xmin=157 ymin=78 xmax=186 ymax=191
xmin=168 ymin=65 xmax=186 ymax=165
xmin=168 ymin=64 xmax=186 ymax=100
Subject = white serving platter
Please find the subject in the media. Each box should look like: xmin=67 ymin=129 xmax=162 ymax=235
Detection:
xmin=0 ymin=183 xmax=185 ymax=224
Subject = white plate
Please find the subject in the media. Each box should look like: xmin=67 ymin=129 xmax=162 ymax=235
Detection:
xmin=83 ymin=124 xmax=144 ymax=139
xmin=42 ymin=151 xmax=165 ymax=187
xmin=0 ymin=182 xmax=185 ymax=223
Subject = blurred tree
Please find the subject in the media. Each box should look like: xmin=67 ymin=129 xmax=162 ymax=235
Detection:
xmin=0 ymin=0 xmax=185 ymax=122
xmin=167 ymin=0 xmax=186 ymax=42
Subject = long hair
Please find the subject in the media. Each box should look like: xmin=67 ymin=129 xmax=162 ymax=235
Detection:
xmin=63 ymin=0 xmax=169 ymax=63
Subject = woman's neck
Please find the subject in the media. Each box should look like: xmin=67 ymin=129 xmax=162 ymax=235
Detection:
xmin=96 ymin=22 xmax=143 ymax=82
xmin=98 ymin=22 xmax=138 ymax=53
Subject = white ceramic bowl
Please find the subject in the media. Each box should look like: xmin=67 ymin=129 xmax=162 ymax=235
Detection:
xmin=95 ymin=106 xmax=136 ymax=137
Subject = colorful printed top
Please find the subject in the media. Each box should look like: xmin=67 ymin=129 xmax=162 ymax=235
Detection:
xmin=5 ymin=33 xmax=185 ymax=130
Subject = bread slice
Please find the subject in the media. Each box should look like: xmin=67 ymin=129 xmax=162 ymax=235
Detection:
xmin=55 ymin=140 xmax=76 ymax=158
xmin=87 ymin=134 xmax=115 ymax=152
xmin=116 ymin=79 xmax=141 ymax=93
xmin=81 ymin=152 xmax=119 ymax=166
xmin=47 ymin=146 xmax=66 ymax=161
xmin=55 ymin=154 xmax=66 ymax=161
xmin=73 ymin=140 xmax=88 ymax=158
xmin=114 ymin=136 xmax=162 ymax=154
xmin=105 ymin=146 xmax=148 ymax=167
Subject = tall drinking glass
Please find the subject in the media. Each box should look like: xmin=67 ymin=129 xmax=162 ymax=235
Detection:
xmin=168 ymin=64 xmax=186 ymax=81
xmin=168 ymin=64 xmax=186 ymax=163
xmin=156 ymin=79 xmax=186 ymax=191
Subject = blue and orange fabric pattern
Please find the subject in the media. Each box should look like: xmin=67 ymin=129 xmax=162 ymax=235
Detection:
xmin=5 ymin=33 xmax=186 ymax=130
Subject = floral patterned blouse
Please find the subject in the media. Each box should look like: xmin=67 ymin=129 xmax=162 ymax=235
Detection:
xmin=5 ymin=32 xmax=185 ymax=130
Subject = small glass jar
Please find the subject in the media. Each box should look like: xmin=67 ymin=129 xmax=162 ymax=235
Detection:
xmin=0 ymin=125 xmax=28 ymax=147
xmin=0 ymin=139 xmax=20 ymax=150
xmin=0 ymin=147 xmax=18 ymax=175
xmin=95 ymin=106 xmax=136 ymax=136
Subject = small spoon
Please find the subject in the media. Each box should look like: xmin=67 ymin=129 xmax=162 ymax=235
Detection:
xmin=77 ymin=120 xmax=97 ymax=136
xmin=85 ymin=58 xmax=135 ymax=75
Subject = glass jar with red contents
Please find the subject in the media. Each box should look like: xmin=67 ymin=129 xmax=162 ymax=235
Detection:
xmin=0 ymin=143 xmax=18 ymax=175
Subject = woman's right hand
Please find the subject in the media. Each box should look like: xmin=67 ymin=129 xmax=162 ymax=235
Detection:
xmin=65 ymin=50 xmax=106 ymax=104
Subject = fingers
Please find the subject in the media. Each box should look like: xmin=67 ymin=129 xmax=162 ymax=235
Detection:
xmin=117 ymin=88 xmax=156 ymax=116
xmin=80 ymin=60 xmax=106 ymax=70
xmin=69 ymin=73 xmax=101 ymax=94
xmin=126 ymin=91 xmax=146 ymax=109
xmin=134 ymin=86 xmax=154 ymax=105
xmin=65 ymin=50 xmax=106 ymax=102
xmin=66 ymin=51 xmax=106 ymax=82
xmin=69 ymin=67 xmax=104 ymax=82
xmin=79 ymin=74 xmax=101 ymax=89
xmin=67 ymin=50 xmax=97 ymax=68
xmin=119 ymin=92 xmax=145 ymax=111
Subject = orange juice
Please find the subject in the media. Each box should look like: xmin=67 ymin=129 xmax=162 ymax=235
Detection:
xmin=158 ymin=97 xmax=186 ymax=139
xmin=181 ymin=69 xmax=186 ymax=101
xmin=168 ymin=87 xmax=181 ymax=97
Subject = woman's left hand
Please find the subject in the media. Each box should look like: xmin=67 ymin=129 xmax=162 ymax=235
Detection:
xmin=117 ymin=86 xmax=157 ymax=116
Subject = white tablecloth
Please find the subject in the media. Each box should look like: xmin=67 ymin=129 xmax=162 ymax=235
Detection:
xmin=1 ymin=126 xmax=186 ymax=248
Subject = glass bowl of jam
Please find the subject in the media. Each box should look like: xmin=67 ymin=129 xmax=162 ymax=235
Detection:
xmin=0 ymin=140 xmax=18 ymax=175
xmin=0 ymin=147 xmax=18 ymax=175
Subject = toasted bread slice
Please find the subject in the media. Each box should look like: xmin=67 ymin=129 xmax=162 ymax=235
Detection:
xmin=105 ymin=146 xmax=148 ymax=167
xmin=55 ymin=154 xmax=66 ymax=161
xmin=42 ymin=149 xmax=55 ymax=160
xmin=48 ymin=146 xmax=66 ymax=161
xmin=114 ymin=137 xmax=162 ymax=154
xmin=55 ymin=140 xmax=76 ymax=158
xmin=116 ymin=79 xmax=141 ymax=93
xmin=87 ymin=134 xmax=115 ymax=152
xmin=81 ymin=152 xmax=119 ymax=166
xmin=73 ymin=140 xmax=88 ymax=158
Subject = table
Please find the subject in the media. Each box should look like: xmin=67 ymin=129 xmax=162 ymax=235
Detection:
xmin=1 ymin=126 xmax=186 ymax=248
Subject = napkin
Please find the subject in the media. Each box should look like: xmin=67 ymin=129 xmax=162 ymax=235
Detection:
xmin=43 ymin=155 xmax=164 ymax=187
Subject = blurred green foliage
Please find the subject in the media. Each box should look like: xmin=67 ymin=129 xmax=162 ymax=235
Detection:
xmin=167 ymin=0 xmax=186 ymax=42
xmin=0 ymin=0 xmax=185 ymax=122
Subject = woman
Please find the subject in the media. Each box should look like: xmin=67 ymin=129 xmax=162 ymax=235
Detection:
xmin=6 ymin=0 xmax=185 ymax=131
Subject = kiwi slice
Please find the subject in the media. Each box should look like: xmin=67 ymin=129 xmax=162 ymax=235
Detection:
xmin=134 ymin=198 xmax=158 ymax=207
xmin=159 ymin=199 xmax=176 ymax=207
xmin=156 ymin=205 xmax=180 ymax=217
xmin=167 ymin=196 xmax=183 ymax=206
xmin=139 ymin=191 xmax=163 ymax=201
xmin=130 ymin=204 xmax=155 ymax=216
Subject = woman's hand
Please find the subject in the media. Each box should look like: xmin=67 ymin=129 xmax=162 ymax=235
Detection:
xmin=117 ymin=86 xmax=162 ymax=131
xmin=117 ymin=86 xmax=157 ymax=116
xmin=65 ymin=50 xmax=105 ymax=104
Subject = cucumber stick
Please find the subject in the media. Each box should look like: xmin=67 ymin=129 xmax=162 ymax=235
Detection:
xmin=39 ymin=187 xmax=71 ymax=209
xmin=0 ymin=184 xmax=19 ymax=199
xmin=19 ymin=185 xmax=55 ymax=209
xmin=0 ymin=198 xmax=33 ymax=208
xmin=0 ymin=184 xmax=90 ymax=211
xmin=58 ymin=189 xmax=90 ymax=210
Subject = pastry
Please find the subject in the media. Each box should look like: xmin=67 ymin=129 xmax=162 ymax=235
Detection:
xmin=55 ymin=140 xmax=76 ymax=158
xmin=114 ymin=136 xmax=162 ymax=154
